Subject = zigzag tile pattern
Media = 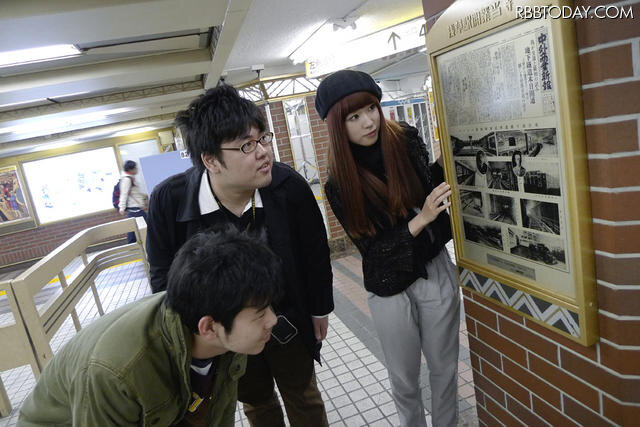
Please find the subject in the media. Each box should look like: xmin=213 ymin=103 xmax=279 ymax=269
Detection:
xmin=459 ymin=268 xmax=580 ymax=337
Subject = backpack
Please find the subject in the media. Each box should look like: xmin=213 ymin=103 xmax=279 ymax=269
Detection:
xmin=112 ymin=176 xmax=133 ymax=210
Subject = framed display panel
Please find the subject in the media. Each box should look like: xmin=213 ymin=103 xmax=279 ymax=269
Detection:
xmin=0 ymin=165 xmax=36 ymax=236
xmin=426 ymin=0 xmax=597 ymax=345
xmin=22 ymin=147 xmax=121 ymax=224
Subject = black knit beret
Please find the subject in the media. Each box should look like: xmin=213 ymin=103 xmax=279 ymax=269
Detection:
xmin=314 ymin=70 xmax=382 ymax=120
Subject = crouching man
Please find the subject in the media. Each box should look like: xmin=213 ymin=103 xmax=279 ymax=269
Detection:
xmin=18 ymin=229 xmax=281 ymax=427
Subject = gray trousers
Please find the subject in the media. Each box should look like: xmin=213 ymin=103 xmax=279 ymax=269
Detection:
xmin=368 ymin=249 xmax=460 ymax=427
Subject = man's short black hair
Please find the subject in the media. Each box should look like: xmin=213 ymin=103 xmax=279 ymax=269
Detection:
xmin=123 ymin=160 xmax=137 ymax=172
xmin=174 ymin=85 xmax=266 ymax=170
xmin=165 ymin=229 xmax=282 ymax=334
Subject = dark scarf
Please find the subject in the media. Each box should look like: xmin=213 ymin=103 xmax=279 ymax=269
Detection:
xmin=349 ymin=139 xmax=386 ymax=181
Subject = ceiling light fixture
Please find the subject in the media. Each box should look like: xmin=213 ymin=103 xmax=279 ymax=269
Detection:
xmin=112 ymin=126 xmax=156 ymax=137
xmin=30 ymin=139 xmax=80 ymax=153
xmin=0 ymin=107 xmax=133 ymax=135
xmin=0 ymin=44 xmax=81 ymax=68
xmin=0 ymin=98 xmax=47 ymax=109
xmin=289 ymin=17 xmax=365 ymax=65
xmin=331 ymin=16 xmax=358 ymax=31
xmin=305 ymin=16 xmax=427 ymax=78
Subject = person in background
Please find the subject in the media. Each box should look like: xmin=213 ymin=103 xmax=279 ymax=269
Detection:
xmin=146 ymin=84 xmax=333 ymax=427
xmin=119 ymin=160 xmax=148 ymax=243
xmin=19 ymin=229 xmax=281 ymax=427
xmin=317 ymin=70 xmax=460 ymax=427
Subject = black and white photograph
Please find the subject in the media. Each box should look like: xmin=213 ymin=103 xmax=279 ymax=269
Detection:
xmin=511 ymin=151 xmax=526 ymax=177
xmin=475 ymin=150 xmax=489 ymax=175
xmin=461 ymin=190 xmax=484 ymax=217
xmin=455 ymin=159 xmax=477 ymax=186
xmin=486 ymin=161 xmax=519 ymax=191
xmin=524 ymin=128 xmax=558 ymax=158
xmin=495 ymin=130 xmax=527 ymax=156
xmin=509 ymin=228 xmax=567 ymax=270
xmin=520 ymin=198 xmax=560 ymax=235
xmin=524 ymin=162 xmax=561 ymax=196
xmin=463 ymin=216 xmax=503 ymax=250
xmin=492 ymin=128 xmax=558 ymax=158
xmin=451 ymin=132 xmax=497 ymax=156
xmin=488 ymin=194 xmax=517 ymax=225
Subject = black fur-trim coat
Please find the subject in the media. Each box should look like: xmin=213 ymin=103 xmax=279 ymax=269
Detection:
xmin=325 ymin=123 xmax=452 ymax=297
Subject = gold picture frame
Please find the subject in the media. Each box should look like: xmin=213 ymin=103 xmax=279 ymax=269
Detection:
xmin=426 ymin=0 xmax=597 ymax=345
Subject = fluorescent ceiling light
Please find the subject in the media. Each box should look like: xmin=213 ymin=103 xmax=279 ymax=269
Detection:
xmin=306 ymin=17 xmax=427 ymax=78
xmin=53 ymin=91 xmax=90 ymax=100
xmin=30 ymin=139 xmax=80 ymax=153
xmin=112 ymin=126 xmax=156 ymax=137
xmin=0 ymin=98 xmax=47 ymax=109
xmin=0 ymin=107 xmax=133 ymax=135
xmin=0 ymin=91 xmax=90 ymax=110
xmin=289 ymin=18 xmax=367 ymax=65
xmin=0 ymin=44 xmax=81 ymax=68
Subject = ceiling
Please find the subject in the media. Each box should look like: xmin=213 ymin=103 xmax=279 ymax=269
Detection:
xmin=0 ymin=0 xmax=430 ymax=158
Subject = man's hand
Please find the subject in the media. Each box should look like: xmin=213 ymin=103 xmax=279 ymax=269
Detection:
xmin=119 ymin=210 xmax=126 ymax=216
xmin=312 ymin=316 xmax=329 ymax=342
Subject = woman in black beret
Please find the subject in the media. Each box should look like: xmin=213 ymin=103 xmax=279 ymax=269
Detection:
xmin=317 ymin=70 xmax=460 ymax=427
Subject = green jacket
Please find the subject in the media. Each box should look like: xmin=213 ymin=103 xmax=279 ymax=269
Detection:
xmin=18 ymin=293 xmax=246 ymax=426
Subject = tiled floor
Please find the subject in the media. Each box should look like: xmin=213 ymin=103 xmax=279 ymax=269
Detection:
xmin=0 ymin=245 xmax=478 ymax=426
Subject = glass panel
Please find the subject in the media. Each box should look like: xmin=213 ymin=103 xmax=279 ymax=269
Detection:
xmin=23 ymin=147 xmax=120 ymax=224
xmin=413 ymin=103 xmax=423 ymax=135
xmin=238 ymin=86 xmax=263 ymax=102
xmin=282 ymin=97 xmax=328 ymax=231
xmin=118 ymin=139 xmax=160 ymax=193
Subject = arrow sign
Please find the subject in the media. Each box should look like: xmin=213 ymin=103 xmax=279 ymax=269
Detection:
xmin=388 ymin=32 xmax=401 ymax=50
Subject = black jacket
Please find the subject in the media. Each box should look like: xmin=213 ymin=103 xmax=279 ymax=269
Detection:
xmin=146 ymin=163 xmax=334 ymax=360
xmin=325 ymin=123 xmax=452 ymax=297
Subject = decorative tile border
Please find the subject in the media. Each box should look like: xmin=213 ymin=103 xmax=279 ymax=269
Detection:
xmin=459 ymin=267 xmax=580 ymax=337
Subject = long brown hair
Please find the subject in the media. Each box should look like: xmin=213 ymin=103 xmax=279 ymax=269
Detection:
xmin=326 ymin=91 xmax=425 ymax=238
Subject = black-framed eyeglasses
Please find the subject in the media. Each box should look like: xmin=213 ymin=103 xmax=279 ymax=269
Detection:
xmin=220 ymin=132 xmax=274 ymax=154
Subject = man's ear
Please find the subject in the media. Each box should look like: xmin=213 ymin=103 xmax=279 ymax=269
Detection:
xmin=197 ymin=316 xmax=222 ymax=339
xmin=201 ymin=152 xmax=223 ymax=174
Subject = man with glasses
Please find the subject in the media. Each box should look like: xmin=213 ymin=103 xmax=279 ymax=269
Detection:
xmin=146 ymin=84 xmax=333 ymax=427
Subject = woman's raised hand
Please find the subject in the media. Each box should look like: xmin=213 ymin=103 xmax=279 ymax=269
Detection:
xmin=420 ymin=182 xmax=452 ymax=224
xmin=408 ymin=182 xmax=452 ymax=237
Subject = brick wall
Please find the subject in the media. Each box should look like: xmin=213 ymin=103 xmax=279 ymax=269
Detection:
xmin=422 ymin=0 xmax=640 ymax=425
xmin=267 ymin=101 xmax=295 ymax=167
xmin=0 ymin=210 xmax=121 ymax=267
xmin=266 ymin=97 xmax=349 ymax=247
xmin=305 ymin=95 xmax=348 ymax=243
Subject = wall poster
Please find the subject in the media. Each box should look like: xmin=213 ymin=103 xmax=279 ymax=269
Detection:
xmin=441 ymin=18 xmax=572 ymax=294
xmin=0 ymin=166 xmax=36 ymax=236
xmin=22 ymin=147 xmax=121 ymax=224
xmin=427 ymin=0 xmax=598 ymax=345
